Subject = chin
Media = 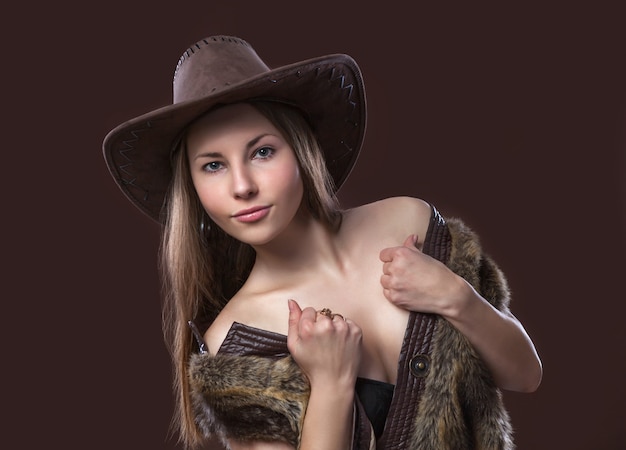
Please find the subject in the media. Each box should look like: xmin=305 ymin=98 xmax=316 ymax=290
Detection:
xmin=244 ymin=233 xmax=281 ymax=247
xmin=227 ymin=228 xmax=280 ymax=247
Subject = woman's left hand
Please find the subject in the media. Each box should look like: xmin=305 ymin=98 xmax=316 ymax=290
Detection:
xmin=379 ymin=234 xmax=467 ymax=315
xmin=381 ymin=235 xmax=543 ymax=393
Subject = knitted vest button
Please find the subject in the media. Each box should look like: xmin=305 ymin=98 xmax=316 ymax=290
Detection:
xmin=409 ymin=354 xmax=430 ymax=378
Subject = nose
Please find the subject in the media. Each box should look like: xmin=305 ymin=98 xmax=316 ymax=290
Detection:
xmin=231 ymin=165 xmax=258 ymax=199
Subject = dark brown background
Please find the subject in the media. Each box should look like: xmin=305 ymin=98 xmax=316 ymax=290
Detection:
xmin=6 ymin=2 xmax=625 ymax=449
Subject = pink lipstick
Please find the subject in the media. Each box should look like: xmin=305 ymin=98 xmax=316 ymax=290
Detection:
xmin=232 ymin=206 xmax=271 ymax=223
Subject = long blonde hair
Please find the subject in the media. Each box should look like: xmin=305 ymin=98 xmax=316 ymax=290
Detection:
xmin=160 ymin=100 xmax=343 ymax=448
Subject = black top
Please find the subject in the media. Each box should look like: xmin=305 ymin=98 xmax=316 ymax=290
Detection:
xmin=355 ymin=377 xmax=394 ymax=439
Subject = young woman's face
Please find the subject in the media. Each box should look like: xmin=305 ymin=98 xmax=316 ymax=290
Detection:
xmin=186 ymin=103 xmax=304 ymax=246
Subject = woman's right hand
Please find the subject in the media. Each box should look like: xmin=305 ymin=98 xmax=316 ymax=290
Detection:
xmin=286 ymin=299 xmax=362 ymax=388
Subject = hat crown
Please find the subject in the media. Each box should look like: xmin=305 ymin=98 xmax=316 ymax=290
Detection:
xmin=173 ymin=36 xmax=270 ymax=104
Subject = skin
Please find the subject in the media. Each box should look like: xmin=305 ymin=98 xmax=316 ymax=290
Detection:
xmin=186 ymin=103 xmax=543 ymax=449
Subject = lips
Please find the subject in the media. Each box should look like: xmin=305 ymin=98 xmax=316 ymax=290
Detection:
xmin=232 ymin=206 xmax=271 ymax=223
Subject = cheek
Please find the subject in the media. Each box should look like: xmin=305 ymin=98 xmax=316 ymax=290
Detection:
xmin=192 ymin=178 xmax=227 ymax=219
xmin=274 ymin=165 xmax=303 ymax=203
xmin=198 ymin=195 xmax=231 ymax=230
xmin=196 ymin=191 xmax=217 ymax=213
xmin=286 ymin=165 xmax=303 ymax=190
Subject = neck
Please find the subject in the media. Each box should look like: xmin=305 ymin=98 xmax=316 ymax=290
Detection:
xmin=250 ymin=209 xmax=346 ymax=285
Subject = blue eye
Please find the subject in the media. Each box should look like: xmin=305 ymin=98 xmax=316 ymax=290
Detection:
xmin=204 ymin=161 xmax=223 ymax=172
xmin=254 ymin=147 xmax=274 ymax=159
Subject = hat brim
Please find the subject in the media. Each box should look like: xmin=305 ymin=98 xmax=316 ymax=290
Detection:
xmin=103 ymin=54 xmax=366 ymax=223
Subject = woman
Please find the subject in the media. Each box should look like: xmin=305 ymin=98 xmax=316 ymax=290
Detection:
xmin=103 ymin=35 xmax=542 ymax=449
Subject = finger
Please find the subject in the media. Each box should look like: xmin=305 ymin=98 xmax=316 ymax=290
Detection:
xmin=379 ymin=247 xmax=395 ymax=262
xmin=301 ymin=307 xmax=318 ymax=323
xmin=331 ymin=313 xmax=350 ymax=332
xmin=403 ymin=234 xmax=417 ymax=248
xmin=346 ymin=319 xmax=362 ymax=338
xmin=316 ymin=308 xmax=335 ymax=322
xmin=380 ymin=273 xmax=392 ymax=289
xmin=287 ymin=299 xmax=302 ymax=340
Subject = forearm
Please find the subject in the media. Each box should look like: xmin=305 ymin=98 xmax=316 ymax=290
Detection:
xmin=444 ymin=277 xmax=543 ymax=392
xmin=299 ymin=384 xmax=355 ymax=450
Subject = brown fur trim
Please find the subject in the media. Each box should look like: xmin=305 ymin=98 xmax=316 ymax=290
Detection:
xmin=446 ymin=218 xmax=511 ymax=313
xmin=188 ymin=353 xmax=309 ymax=447
xmin=408 ymin=218 xmax=514 ymax=450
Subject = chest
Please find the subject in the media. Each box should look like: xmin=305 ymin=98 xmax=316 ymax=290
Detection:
xmin=242 ymin=266 xmax=410 ymax=384
xmin=317 ymin=280 xmax=410 ymax=383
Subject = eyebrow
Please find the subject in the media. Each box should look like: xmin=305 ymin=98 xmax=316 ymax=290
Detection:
xmin=192 ymin=133 xmax=274 ymax=160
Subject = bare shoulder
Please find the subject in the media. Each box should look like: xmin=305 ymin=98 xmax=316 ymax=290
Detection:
xmin=358 ymin=196 xmax=431 ymax=220
xmin=343 ymin=196 xmax=433 ymax=246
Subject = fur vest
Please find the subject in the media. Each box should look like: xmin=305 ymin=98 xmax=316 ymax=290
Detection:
xmin=188 ymin=215 xmax=514 ymax=449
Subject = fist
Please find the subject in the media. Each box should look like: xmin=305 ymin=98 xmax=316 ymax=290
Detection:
xmin=379 ymin=234 xmax=461 ymax=314
xmin=286 ymin=299 xmax=362 ymax=387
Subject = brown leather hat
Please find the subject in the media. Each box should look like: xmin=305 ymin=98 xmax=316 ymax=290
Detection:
xmin=102 ymin=35 xmax=367 ymax=223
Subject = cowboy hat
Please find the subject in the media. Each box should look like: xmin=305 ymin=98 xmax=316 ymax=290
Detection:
xmin=102 ymin=35 xmax=367 ymax=223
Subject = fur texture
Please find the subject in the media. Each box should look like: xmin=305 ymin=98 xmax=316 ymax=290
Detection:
xmin=188 ymin=353 xmax=309 ymax=447
xmin=188 ymin=217 xmax=514 ymax=449
xmin=408 ymin=218 xmax=514 ymax=450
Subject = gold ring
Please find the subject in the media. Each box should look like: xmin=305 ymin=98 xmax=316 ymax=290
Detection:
xmin=317 ymin=308 xmax=333 ymax=318
xmin=316 ymin=308 xmax=345 ymax=320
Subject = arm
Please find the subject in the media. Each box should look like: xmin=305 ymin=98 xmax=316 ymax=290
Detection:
xmin=440 ymin=273 xmax=542 ymax=392
xmin=287 ymin=299 xmax=362 ymax=450
xmin=380 ymin=234 xmax=542 ymax=393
